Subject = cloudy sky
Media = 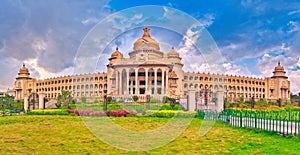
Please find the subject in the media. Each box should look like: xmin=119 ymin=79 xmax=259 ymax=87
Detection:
xmin=0 ymin=0 xmax=300 ymax=94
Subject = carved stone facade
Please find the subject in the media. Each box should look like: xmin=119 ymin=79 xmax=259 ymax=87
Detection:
xmin=13 ymin=28 xmax=290 ymax=102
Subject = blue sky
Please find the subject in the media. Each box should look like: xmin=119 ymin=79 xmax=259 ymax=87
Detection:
xmin=0 ymin=0 xmax=300 ymax=93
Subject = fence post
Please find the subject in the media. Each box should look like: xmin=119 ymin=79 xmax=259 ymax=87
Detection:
xmin=255 ymin=112 xmax=257 ymax=128
xmin=298 ymin=112 xmax=300 ymax=136
xmin=240 ymin=111 xmax=243 ymax=127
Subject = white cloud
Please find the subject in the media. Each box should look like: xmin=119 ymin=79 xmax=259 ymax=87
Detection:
xmin=198 ymin=13 xmax=215 ymax=27
xmin=288 ymin=9 xmax=300 ymax=15
xmin=25 ymin=58 xmax=74 ymax=80
xmin=257 ymin=53 xmax=300 ymax=93
xmin=288 ymin=70 xmax=300 ymax=94
xmin=288 ymin=21 xmax=300 ymax=33
xmin=32 ymin=38 xmax=47 ymax=52
xmin=131 ymin=14 xmax=143 ymax=20
xmin=81 ymin=17 xmax=100 ymax=26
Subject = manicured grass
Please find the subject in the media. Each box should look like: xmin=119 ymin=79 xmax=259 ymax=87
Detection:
xmin=0 ymin=116 xmax=300 ymax=154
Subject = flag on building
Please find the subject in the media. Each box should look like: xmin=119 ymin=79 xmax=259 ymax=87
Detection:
xmin=142 ymin=38 xmax=149 ymax=44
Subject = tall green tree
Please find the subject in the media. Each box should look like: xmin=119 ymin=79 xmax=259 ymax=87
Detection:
xmin=56 ymin=90 xmax=73 ymax=109
xmin=0 ymin=95 xmax=14 ymax=112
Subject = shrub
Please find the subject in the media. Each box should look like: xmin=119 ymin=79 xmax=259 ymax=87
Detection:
xmin=162 ymin=96 xmax=169 ymax=103
xmin=107 ymin=96 xmax=112 ymax=104
xmin=160 ymin=104 xmax=183 ymax=110
xmin=81 ymin=97 xmax=87 ymax=103
xmin=149 ymin=97 xmax=161 ymax=103
xmin=66 ymin=109 xmax=106 ymax=117
xmin=118 ymin=98 xmax=124 ymax=103
xmin=28 ymin=109 xmax=69 ymax=115
xmin=132 ymin=95 xmax=139 ymax=102
xmin=145 ymin=110 xmax=196 ymax=118
xmin=108 ymin=109 xmax=137 ymax=117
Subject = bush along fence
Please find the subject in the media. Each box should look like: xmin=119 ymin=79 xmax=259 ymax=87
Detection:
xmin=198 ymin=109 xmax=300 ymax=136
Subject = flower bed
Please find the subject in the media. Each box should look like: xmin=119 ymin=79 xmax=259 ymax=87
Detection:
xmin=144 ymin=110 xmax=197 ymax=118
xmin=108 ymin=109 xmax=137 ymax=117
xmin=66 ymin=109 xmax=106 ymax=116
xmin=66 ymin=109 xmax=137 ymax=117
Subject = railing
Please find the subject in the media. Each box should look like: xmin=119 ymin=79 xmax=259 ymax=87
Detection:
xmin=198 ymin=109 xmax=300 ymax=136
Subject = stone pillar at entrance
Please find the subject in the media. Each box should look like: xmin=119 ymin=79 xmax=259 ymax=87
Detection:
xmin=145 ymin=68 xmax=148 ymax=94
xmin=126 ymin=70 xmax=129 ymax=95
xmin=216 ymin=90 xmax=224 ymax=112
xmin=135 ymin=69 xmax=138 ymax=95
xmin=187 ymin=88 xmax=196 ymax=111
xmin=162 ymin=69 xmax=164 ymax=95
xmin=154 ymin=69 xmax=157 ymax=95
xmin=38 ymin=92 xmax=45 ymax=109
xmin=24 ymin=94 xmax=29 ymax=112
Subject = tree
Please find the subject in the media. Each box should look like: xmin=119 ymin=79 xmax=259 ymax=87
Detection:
xmin=81 ymin=96 xmax=87 ymax=103
xmin=162 ymin=96 xmax=169 ymax=104
xmin=239 ymin=96 xmax=244 ymax=103
xmin=0 ymin=95 xmax=14 ymax=111
xmin=93 ymin=98 xmax=99 ymax=104
xmin=106 ymin=96 xmax=112 ymax=104
xmin=56 ymin=90 xmax=73 ymax=109
xmin=132 ymin=95 xmax=139 ymax=103
xmin=169 ymin=98 xmax=176 ymax=109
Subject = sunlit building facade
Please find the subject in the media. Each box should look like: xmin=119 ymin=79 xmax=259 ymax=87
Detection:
xmin=13 ymin=28 xmax=290 ymax=102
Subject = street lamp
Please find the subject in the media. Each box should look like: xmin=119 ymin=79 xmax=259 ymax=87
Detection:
xmin=278 ymin=98 xmax=282 ymax=107
xmin=251 ymin=96 xmax=255 ymax=108
xmin=146 ymin=94 xmax=150 ymax=110
xmin=104 ymin=93 xmax=107 ymax=112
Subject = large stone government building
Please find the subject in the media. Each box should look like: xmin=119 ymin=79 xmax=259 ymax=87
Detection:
xmin=13 ymin=28 xmax=290 ymax=102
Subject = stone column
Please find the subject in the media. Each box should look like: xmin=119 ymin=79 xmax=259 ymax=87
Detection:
xmin=187 ymin=88 xmax=196 ymax=111
xmin=126 ymin=69 xmax=129 ymax=95
xmin=216 ymin=90 xmax=224 ymax=112
xmin=135 ymin=69 xmax=138 ymax=95
xmin=145 ymin=68 xmax=148 ymax=95
xmin=162 ymin=69 xmax=165 ymax=95
xmin=166 ymin=70 xmax=169 ymax=95
xmin=24 ymin=94 xmax=29 ymax=112
xmin=38 ymin=92 xmax=44 ymax=109
xmin=119 ymin=69 xmax=123 ymax=95
xmin=154 ymin=68 xmax=157 ymax=95
xmin=115 ymin=70 xmax=119 ymax=95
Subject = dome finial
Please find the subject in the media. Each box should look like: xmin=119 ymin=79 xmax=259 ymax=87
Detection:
xmin=278 ymin=61 xmax=281 ymax=66
xmin=23 ymin=63 xmax=25 ymax=67
xmin=116 ymin=47 xmax=118 ymax=51
xmin=143 ymin=27 xmax=150 ymax=37
xmin=172 ymin=46 xmax=174 ymax=50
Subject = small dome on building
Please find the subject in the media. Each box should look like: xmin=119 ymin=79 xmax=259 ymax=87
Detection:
xmin=17 ymin=63 xmax=30 ymax=79
xmin=110 ymin=47 xmax=123 ymax=59
xmin=167 ymin=47 xmax=180 ymax=57
xmin=133 ymin=27 xmax=160 ymax=50
xmin=19 ymin=63 xmax=29 ymax=74
xmin=275 ymin=61 xmax=284 ymax=71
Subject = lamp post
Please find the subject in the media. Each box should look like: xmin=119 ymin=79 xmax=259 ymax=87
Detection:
xmin=251 ymin=96 xmax=255 ymax=108
xmin=146 ymin=94 xmax=150 ymax=110
xmin=104 ymin=93 xmax=107 ymax=112
xmin=278 ymin=98 xmax=282 ymax=107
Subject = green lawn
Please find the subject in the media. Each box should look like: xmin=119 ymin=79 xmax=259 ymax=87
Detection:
xmin=0 ymin=116 xmax=300 ymax=154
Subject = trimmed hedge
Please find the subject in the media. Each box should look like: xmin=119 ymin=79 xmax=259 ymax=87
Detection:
xmin=144 ymin=110 xmax=197 ymax=118
xmin=27 ymin=109 xmax=71 ymax=115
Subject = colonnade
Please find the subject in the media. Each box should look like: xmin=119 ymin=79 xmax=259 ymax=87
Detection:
xmin=114 ymin=67 xmax=169 ymax=96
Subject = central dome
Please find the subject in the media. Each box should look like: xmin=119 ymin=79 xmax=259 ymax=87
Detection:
xmin=133 ymin=28 xmax=160 ymax=50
